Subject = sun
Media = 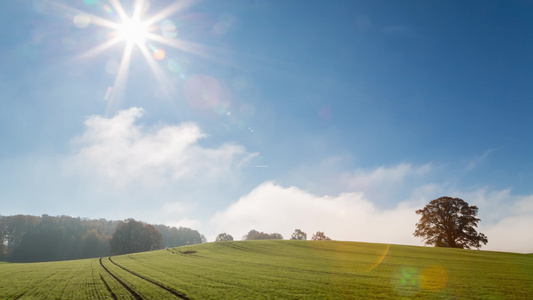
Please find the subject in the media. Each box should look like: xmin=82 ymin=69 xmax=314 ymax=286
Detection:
xmin=117 ymin=18 xmax=149 ymax=46
xmin=61 ymin=0 xmax=207 ymax=107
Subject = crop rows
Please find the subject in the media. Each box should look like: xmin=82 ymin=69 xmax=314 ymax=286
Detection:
xmin=1 ymin=240 xmax=532 ymax=299
xmin=0 ymin=256 xmax=190 ymax=299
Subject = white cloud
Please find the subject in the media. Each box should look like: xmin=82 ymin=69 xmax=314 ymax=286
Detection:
xmin=514 ymin=195 xmax=533 ymax=213
xmin=330 ymin=162 xmax=437 ymax=208
xmin=282 ymin=159 xmax=439 ymax=209
xmin=454 ymin=188 xmax=514 ymax=224
xmin=482 ymin=215 xmax=533 ymax=253
xmin=49 ymin=112 xmax=533 ymax=254
xmin=65 ymin=107 xmax=256 ymax=187
xmin=209 ymin=181 xmax=421 ymax=245
xmin=207 ymin=179 xmax=533 ymax=253
xmin=473 ymin=193 xmax=533 ymax=253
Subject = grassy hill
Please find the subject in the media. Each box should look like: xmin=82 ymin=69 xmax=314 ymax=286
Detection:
xmin=0 ymin=240 xmax=532 ymax=299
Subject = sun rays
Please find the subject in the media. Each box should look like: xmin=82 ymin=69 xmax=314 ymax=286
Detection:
xmin=51 ymin=0 xmax=202 ymax=110
xmin=46 ymin=0 xmax=254 ymax=128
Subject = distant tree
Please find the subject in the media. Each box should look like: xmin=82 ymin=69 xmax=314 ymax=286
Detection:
xmin=269 ymin=233 xmax=284 ymax=240
xmin=1 ymin=214 xmax=116 ymax=262
xmin=82 ymin=229 xmax=110 ymax=258
xmin=0 ymin=214 xmax=195 ymax=262
xmin=290 ymin=229 xmax=307 ymax=240
xmin=243 ymin=230 xmax=283 ymax=240
xmin=154 ymin=225 xmax=206 ymax=248
xmin=215 ymin=233 xmax=234 ymax=242
xmin=14 ymin=218 xmax=57 ymax=262
xmin=110 ymin=219 xmax=162 ymax=255
xmin=414 ymin=196 xmax=488 ymax=249
xmin=0 ymin=215 xmax=40 ymax=260
xmin=311 ymin=231 xmax=331 ymax=241
xmin=0 ymin=218 xmax=4 ymax=259
xmin=243 ymin=230 xmax=263 ymax=240
xmin=0 ymin=214 xmax=204 ymax=262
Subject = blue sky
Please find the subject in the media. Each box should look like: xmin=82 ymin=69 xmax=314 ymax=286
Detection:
xmin=1 ymin=0 xmax=532 ymax=252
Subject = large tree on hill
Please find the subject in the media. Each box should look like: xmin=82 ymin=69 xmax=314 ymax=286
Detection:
xmin=414 ymin=196 xmax=488 ymax=249
xmin=110 ymin=219 xmax=162 ymax=255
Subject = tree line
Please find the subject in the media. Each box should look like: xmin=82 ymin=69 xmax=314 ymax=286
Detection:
xmin=217 ymin=196 xmax=488 ymax=250
xmin=0 ymin=215 xmax=205 ymax=262
xmin=214 ymin=229 xmax=332 ymax=242
xmin=1 ymin=196 xmax=488 ymax=262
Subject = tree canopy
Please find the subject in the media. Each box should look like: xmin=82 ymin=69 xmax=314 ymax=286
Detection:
xmin=1 ymin=214 xmax=115 ymax=262
xmin=215 ymin=233 xmax=234 ymax=242
xmin=243 ymin=230 xmax=283 ymax=240
xmin=311 ymin=231 xmax=331 ymax=241
xmin=154 ymin=225 xmax=206 ymax=248
xmin=290 ymin=229 xmax=307 ymax=240
xmin=414 ymin=196 xmax=488 ymax=249
xmin=0 ymin=214 xmax=207 ymax=262
xmin=110 ymin=219 xmax=162 ymax=255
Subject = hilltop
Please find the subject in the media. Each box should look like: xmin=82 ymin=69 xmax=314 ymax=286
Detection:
xmin=0 ymin=240 xmax=531 ymax=299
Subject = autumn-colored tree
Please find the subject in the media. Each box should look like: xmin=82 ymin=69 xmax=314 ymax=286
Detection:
xmin=215 ymin=233 xmax=234 ymax=242
xmin=0 ymin=215 xmax=204 ymax=262
xmin=311 ymin=231 xmax=331 ymax=241
xmin=110 ymin=219 xmax=162 ymax=255
xmin=290 ymin=229 xmax=307 ymax=240
xmin=82 ymin=229 xmax=110 ymax=258
xmin=414 ymin=196 xmax=488 ymax=249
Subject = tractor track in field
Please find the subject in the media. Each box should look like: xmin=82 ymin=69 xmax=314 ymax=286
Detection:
xmin=108 ymin=257 xmax=191 ymax=300
xmin=99 ymin=258 xmax=143 ymax=300
xmin=99 ymin=274 xmax=118 ymax=300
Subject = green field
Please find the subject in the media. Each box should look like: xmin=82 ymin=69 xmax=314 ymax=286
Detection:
xmin=0 ymin=240 xmax=532 ymax=299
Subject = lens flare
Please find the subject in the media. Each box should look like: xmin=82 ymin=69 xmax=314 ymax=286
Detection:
xmin=103 ymin=5 xmax=114 ymax=15
xmin=421 ymin=265 xmax=448 ymax=291
xmin=147 ymin=44 xmax=165 ymax=60
xmin=184 ymin=75 xmax=221 ymax=109
xmin=83 ymin=0 xmax=98 ymax=5
xmin=73 ymin=15 xmax=91 ymax=28
xmin=160 ymin=19 xmax=177 ymax=37
xmin=392 ymin=266 xmax=420 ymax=297
xmin=153 ymin=48 xmax=165 ymax=60
xmin=167 ymin=59 xmax=182 ymax=73
xmin=104 ymin=86 xmax=113 ymax=101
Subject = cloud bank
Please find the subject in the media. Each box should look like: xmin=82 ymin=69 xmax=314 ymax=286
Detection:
xmin=209 ymin=180 xmax=533 ymax=253
xmin=66 ymin=107 xmax=256 ymax=187
xmin=210 ymin=181 xmax=421 ymax=245
xmin=52 ymin=108 xmax=533 ymax=253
